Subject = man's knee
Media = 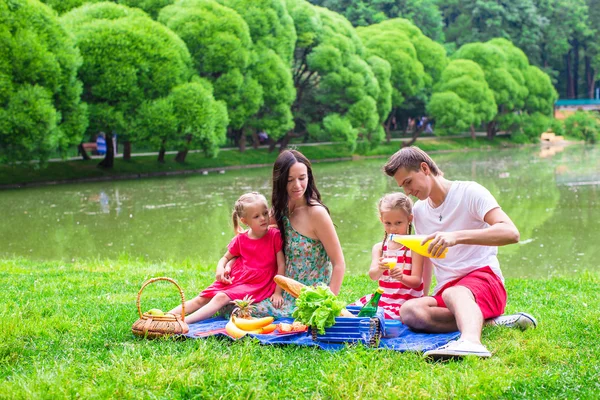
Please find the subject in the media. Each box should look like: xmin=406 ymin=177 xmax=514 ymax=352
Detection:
xmin=400 ymin=300 xmax=426 ymax=329
xmin=441 ymin=286 xmax=474 ymax=308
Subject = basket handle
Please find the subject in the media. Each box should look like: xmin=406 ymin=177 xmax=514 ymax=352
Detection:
xmin=136 ymin=277 xmax=186 ymax=319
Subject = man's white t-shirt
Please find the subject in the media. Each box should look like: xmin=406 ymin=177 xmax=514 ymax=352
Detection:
xmin=413 ymin=181 xmax=504 ymax=295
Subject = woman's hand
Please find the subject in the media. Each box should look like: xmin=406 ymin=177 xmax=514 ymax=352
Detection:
xmin=270 ymin=293 xmax=284 ymax=308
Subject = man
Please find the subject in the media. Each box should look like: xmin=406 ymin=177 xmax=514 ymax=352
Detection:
xmin=384 ymin=146 xmax=536 ymax=360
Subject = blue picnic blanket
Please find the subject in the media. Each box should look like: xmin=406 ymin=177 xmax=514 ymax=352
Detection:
xmin=184 ymin=316 xmax=460 ymax=352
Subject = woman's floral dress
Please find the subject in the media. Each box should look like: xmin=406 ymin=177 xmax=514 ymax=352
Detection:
xmin=253 ymin=216 xmax=332 ymax=317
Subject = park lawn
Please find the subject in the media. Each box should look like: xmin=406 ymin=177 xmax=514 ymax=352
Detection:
xmin=1 ymin=258 xmax=598 ymax=399
xmin=0 ymin=137 xmax=517 ymax=187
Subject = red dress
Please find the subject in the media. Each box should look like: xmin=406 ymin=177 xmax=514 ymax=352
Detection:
xmin=351 ymin=244 xmax=424 ymax=320
xmin=200 ymin=227 xmax=283 ymax=302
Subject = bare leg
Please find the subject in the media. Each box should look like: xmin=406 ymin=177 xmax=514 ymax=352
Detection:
xmin=185 ymin=292 xmax=232 ymax=324
xmin=400 ymin=297 xmax=458 ymax=332
xmin=169 ymin=296 xmax=210 ymax=317
xmin=442 ymin=286 xmax=484 ymax=344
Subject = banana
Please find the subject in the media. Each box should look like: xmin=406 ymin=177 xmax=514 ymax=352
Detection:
xmin=258 ymin=324 xmax=277 ymax=334
xmin=225 ymin=319 xmax=249 ymax=339
xmin=232 ymin=315 xmax=274 ymax=331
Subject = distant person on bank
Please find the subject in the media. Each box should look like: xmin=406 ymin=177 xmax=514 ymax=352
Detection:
xmin=383 ymin=146 xmax=537 ymax=360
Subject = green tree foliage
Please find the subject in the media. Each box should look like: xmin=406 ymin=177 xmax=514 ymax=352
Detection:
xmin=308 ymin=0 xmax=445 ymax=42
xmin=136 ymin=80 xmax=228 ymax=162
xmin=40 ymin=0 xmax=174 ymax=17
xmin=0 ymin=0 xmax=87 ymax=164
xmin=61 ymin=2 xmax=193 ymax=167
xmin=357 ymin=18 xmax=446 ymax=140
xmin=564 ymin=111 xmax=600 ymax=143
xmin=427 ymin=59 xmax=496 ymax=136
xmin=215 ymin=0 xmax=296 ymax=149
xmin=286 ymin=1 xmax=382 ymax=150
xmin=438 ymin=0 xmax=546 ymax=64
xmin=158 ymin=0 xmax=263 ymax=147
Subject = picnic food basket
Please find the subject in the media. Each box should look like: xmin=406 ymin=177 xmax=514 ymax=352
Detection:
xmin=311 ymin=305 xmax=384 ymax=347
xmin=132 ymin=277 xmax=189 ymax=339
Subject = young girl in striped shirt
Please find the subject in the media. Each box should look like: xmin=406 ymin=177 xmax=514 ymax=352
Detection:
xmin=352 ymin=193 xmax=424 ymax=320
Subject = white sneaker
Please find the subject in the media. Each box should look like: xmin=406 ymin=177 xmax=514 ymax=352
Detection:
xmin=486 ymin=312 xmax=537 ymax=330
xmin=423 ymin=338 xmax=491 ymax=361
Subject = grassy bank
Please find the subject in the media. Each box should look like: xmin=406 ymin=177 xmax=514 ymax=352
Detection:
xmin=1 ymin=258 xmax=598 ymax=399
xmin=0 ymin=137 xmax=516 ymax=187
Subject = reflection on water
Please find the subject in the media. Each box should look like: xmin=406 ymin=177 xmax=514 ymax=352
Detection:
xmin=0 ymin=144 xmax=598 ymax=279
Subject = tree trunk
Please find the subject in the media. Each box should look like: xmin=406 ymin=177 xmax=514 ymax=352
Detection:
xmin=158 ymin=139 xmax=166 ymax=163
xmin=78 ymin=143 xmax=91 ymax=160
xmin=585 ymin=55 xmax=597 ymax=99
xmin=279 ymin=132 xmax=292 ymax=152
xmin=123 ymin=141 xmax=131 ymax=160
xmin=566 ymin=50 xmax=575 ymax=99
xmin=486 ymin=121 xmax=497 ymax=140
xmin=470 ymin=125 xmax=476 ymax=139
xmin=98 ymin=132 xmax=114 ymax=169
xmin=403 ymin=125 xmax=424 ymax=147
xmin=251 ymin=130 xmax=260 ymax=149
xmin=267 ymin=136 xmax=278 ymax=153
xmin=175 ymin=135 xmax=191 ymax=163
xmin=234 ymin=128 xmax=246 ymax=152
xmin=384 ymin=107 xmax=396 ymax=143
xmin=573 ymin=41 xmax=580 ymax=99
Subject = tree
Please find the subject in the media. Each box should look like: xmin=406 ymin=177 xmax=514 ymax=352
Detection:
xmin=438 ymin=0 xmax=547 ymax=64
xmin=357 ymin=18 xmax=447 ymax=142
xmin=217 ymin=0 xmax=296 ymax=150
xmin=61 ymin=2 xmax=193 ymax=168
xmin=159 ymin=0 xmax=263 ymax=151
xmin=285 ymin=1 xmax=382 ymax=151
xmin=427 ymin=59 xmax=496 ymax=137
xmin=136 ymin=80 xmax=228 ymax=163
xmin=40 ymin=0 xmax=174 ymax=17
xmin=0 ymin=0 xmax=87 ymax=164
xmin=308 ymin=0 xmax=445 ymax=42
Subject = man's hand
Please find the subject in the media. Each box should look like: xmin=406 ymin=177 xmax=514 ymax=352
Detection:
xmin=423 ymin=231 xmax=457 ymax=258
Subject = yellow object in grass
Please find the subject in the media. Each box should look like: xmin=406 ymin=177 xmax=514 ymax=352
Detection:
xmin=390 ymin=235 xmax=448 ymax=259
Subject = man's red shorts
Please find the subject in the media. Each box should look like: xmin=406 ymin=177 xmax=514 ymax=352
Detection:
xmin=432 ymin=266 xmax=506 ymax=320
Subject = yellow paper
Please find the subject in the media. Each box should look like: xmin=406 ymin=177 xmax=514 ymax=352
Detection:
xmin=390 ymin=235 xmax=448 ymax=259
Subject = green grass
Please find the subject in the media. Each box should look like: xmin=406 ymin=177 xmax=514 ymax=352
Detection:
xmin=0 ymin=137 xmax=518 ymax=187
xmin=1 ymin=257 xmax=598 ymax=399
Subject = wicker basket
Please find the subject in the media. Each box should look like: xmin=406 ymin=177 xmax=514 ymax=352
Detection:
xmin=131 ymin=277 xmax=189 ymax=339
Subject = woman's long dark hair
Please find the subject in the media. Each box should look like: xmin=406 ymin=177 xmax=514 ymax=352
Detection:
xmin=272 ymin=150 xmax=329 ymax=251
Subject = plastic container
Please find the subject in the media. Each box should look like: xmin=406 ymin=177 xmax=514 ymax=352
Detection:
xmin=382 ymin=319 xmax=402 ymax=338
xmin=311 ymin=305 xmax=385 ymax=347
xmin=390 ymin=235 xmax=448 ymax=259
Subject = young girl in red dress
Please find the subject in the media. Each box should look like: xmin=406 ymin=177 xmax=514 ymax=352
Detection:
xmin=352 ymin=193 xmax=424 ymax=320
xmin=169 ymin=192 xmax=285 ymax=324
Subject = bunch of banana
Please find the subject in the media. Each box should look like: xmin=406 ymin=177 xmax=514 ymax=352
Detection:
xmin=225 ymin=315 xmax=277 ymax=339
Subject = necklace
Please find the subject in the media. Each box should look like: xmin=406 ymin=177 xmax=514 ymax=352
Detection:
xmin=428 ymin=182 xmax=452 ymax=222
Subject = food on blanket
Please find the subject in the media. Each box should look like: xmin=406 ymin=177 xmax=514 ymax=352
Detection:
xmin=292 ymin=284 xmax=347 ymax=335
xmin=231 ymin=295 xmax=256 ymax=319
xmin=278 ymin=322 xmax=308 ymax=333
xmin=258 ymin=324 xmax=277 ymax=334
xmin=339 ymin=308 xmax=355 ymax=318
xmin=146 ymin=308 xmax=165 ymax=316
xmin=390 ymin=235 xmax=448 ymax=259
xmin=232 ymin=315 xmax=274 ymax=331
xmin=225 ymin=319 xmax=256 ymax=338
xmin=273 ymin=275 xmax=305 ymax=298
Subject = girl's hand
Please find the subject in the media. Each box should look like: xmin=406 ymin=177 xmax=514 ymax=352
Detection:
xmin=270 ymin=293 xmax=284 ymax=308
xmin=389 ymin=267 xmax=404 ymax=281
xmin=377 ymin=256 xmax=389 ymax=271
xmin=219 ymin=267 xmax=233 ymax=284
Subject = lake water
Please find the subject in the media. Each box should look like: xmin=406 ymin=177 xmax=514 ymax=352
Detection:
xmin=1 ymin=144 xmax=598 ymax=278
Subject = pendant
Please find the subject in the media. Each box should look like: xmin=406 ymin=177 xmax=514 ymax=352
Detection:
xmin=439 ymin=214 xmax=443 ymax=222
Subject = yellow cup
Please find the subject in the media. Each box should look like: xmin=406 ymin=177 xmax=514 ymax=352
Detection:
xmin=390 ymin=235 xmax=448 ymax=259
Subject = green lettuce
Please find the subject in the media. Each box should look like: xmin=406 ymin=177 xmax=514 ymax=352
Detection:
xmin=292 ymin=284 xmax=346 ymax=334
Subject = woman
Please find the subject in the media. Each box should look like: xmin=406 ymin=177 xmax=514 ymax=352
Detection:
xmin=253 ymin=149 xmax=346 ymax=317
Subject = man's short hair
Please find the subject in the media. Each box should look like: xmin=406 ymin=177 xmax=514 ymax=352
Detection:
xmin=383 ymin=146 xmax=442 ymax=177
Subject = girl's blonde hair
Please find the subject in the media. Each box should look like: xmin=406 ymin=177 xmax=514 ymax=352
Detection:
xmin=232 ymin=192 xmax=268 ymax=234
xmin=378 ymin=192 xmax=414 ymax=253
